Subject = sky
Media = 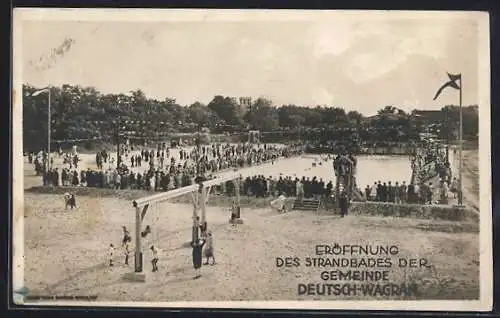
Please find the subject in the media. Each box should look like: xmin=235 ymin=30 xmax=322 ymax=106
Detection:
xmin=18 ymin=10 xmax=484 ymax=116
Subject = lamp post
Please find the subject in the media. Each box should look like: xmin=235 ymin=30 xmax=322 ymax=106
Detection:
xmin=432 ymin=72 xmax=463 ymax=206
xmin=458 ymin=78 xmax=464 ymax=206
xmin=116 ymin=118 xmax=122 ymax=169
xmin=32 ymin=86 xmax=52 ymax=172
xmin=196 ymin=123 xmax=201 ymax=178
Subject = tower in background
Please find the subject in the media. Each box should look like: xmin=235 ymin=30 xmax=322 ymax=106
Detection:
xmin=239 ymin=97 xmax=252 ymax=111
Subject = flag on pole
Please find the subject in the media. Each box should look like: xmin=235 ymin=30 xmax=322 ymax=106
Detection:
xmin=433 ymin=73 xmax=461 ymax=100
xmin=31 ymin=87 xmax=49 ymax=97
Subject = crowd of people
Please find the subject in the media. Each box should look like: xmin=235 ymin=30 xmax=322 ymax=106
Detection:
xmin=28 ymin=137 xmax=457 ymax=206
xmin=240 ymin=175 xmax=333 ymax=199
xmin=238 ymin=143 xmax=456 ymax=206
xmin=362 ymin=178 xmax=456 ymax=205
xmin=32 ymin=142 xmax=304 ymax=191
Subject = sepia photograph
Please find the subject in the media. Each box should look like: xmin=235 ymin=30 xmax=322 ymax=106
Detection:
xmin=11 ymin=9 xmax=492 ymax=311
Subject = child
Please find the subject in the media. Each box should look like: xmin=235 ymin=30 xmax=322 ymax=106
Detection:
xmin=203 ymin=231 xmax=215 ymax=265
xmin=64 ymin=192 xmax=71 ymax=210
xmin=68 ymin=193 xmax=76 ymax=209
xmin=150 ymin=245 xmax=160 ymax=272
xmin=124 ymin=240 xmax=130 ymax=266
xmin=122 ymin=226 xmax=131 ymax=246
xmin=109 ymin=244 xmax=115 ymax=267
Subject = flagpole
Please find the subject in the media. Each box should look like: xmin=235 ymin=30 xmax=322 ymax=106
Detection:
xmin=47 ymin=85 xmax=52 ymax=172
xmin=458 ymin=77 xmax=463 ymax=206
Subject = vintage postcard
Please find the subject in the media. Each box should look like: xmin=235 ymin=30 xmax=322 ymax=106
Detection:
xmin=12 ymin=8 xmax=492 ymax=311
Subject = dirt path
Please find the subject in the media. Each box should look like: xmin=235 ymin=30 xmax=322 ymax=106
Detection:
xmin=449 ymin=148 xmax=479 ymax=212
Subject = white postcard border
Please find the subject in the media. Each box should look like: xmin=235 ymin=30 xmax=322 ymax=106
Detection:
xmin=11 ymin=8 xmax=493 ymax=311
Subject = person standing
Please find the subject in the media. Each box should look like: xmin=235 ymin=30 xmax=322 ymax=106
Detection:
xmin=414 ymin=182 xmax=421 ymax=203
xmin=69 ymin=193 xmax=76 ymax=209
xmin=339 ymin=191 xmax=349 ymax=217
xmin=372 ymin=182 xmax=378 ymax=201
xmin=387 ymin=181 xmax=394 ymax=203
xmin=401 ymin=181 xmax=408 ymax=203
xmin=440 ymin=179 xmax=449 ymax=204
xmin=428 ymin=182 xmax=434 ymax=204
xmin=365 ymin=185 xmax=371 ymax=201
xmin=109 ymin=244 xmax=115 ymax=267
xmin=376 ymin=181 xmax=382 ymax=202
xmin=115 ymin=173 xmax=121 ymax=190
xmin=191 ymin=238 xmax=206 ymax=278
xmin=150 ymin=245 xmax=160 ymax=272
xmin=296 ymin=179 xmax=304 ymax=204
xmin=203 ymin=231 xmax=215 ymax=265
xmin=122 ymin=226 xmax=131 ymax=246
xmin=124 ymin=239 xmax=130 ymax=266
xmin=450 ymin=177 xmax=459 ymax=199
xmin=394 ymin=182 xmax=401 ymax=204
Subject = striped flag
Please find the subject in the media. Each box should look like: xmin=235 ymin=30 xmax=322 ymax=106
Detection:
xmin=31 ymin=87 xmax=49 ymax=97
xmin=433 ymin=73 xmax=461 ymax=100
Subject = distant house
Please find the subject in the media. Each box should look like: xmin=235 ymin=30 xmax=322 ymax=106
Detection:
xmin=361 ymin=112 xmax=406 ymax=124
xmin=239 ymin=97 xmax=252 ymax=110
xmin=411 ymin=110 xmax=444 ymax=123
xmin=419 ymin=132 xmax=439 ymax=141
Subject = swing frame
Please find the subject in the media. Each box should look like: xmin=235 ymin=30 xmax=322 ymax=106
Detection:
xmin=129 ymin=172 xmax=242 ymax=276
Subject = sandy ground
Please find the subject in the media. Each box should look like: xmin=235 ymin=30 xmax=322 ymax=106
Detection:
xmin=24 ymin=193 xmax=479 ymax=301
xmin=22 ymin=160 xmax=481 ymax=302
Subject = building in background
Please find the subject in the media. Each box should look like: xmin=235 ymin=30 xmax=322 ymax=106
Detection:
xmin=239 ymin=97 xmax=252 ymax=111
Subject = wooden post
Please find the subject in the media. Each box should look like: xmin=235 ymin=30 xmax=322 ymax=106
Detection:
xmin=201 ymin=185 xmax=207 ymax=225
xmin=233 ymin=179 xmax=241 ymax=218
xmin=458 ymin=77 xmax=464 ymax=206
xmin=116 ymin=121 xmax=121 ymax=169
xmin=133 ymin=202 xmax=143 ymax=272
xmin=191 ymin=191 xmax=199 ymax=244
xmin=47 ymin=86 xmax=51 ymax=171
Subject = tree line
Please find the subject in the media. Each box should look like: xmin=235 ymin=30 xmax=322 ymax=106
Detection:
xmin=22 ymin=84 xmax=479 ymax=151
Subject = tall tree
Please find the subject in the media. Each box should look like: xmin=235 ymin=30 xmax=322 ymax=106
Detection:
xmin=346 ymin=110 xmax=364 ymax=126
xmin=207 ymin=95 xmax=244 ymax=126
xmin=245 ymin=97 xmax=279 ymax=131
xmin=188 ymin=102 xmax=215 ymax=128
